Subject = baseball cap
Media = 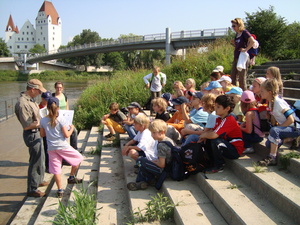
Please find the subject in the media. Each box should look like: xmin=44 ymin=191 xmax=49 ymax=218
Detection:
xmin=188 ymin=91 xmax=204 ymax=99
xmin=127 ymin=102 xmax=142 ymax=109
xmin=171 ymin=96 xmax=189 ymax=105
xmin=47 ymin=97 xmax=59 ymax=107
xmin=225 ymin=87 xmax=243 ymax=95
xmin=218 ymin=75 xmax=232 ymax=83
xmin=41 ymin=91 xmax=52 ymax=100
xmin=204 ymin=81 xmax=222 ymax=90
xmin=212 ymin=65 xmax=224 ymax=73
xmin=161 ymin=93 xmax=173 ymax=106
xmin=254 ymin=77 xmax=266 ymax=85
xmin=241 ymin=90 xmax=256 ymax=103
xmin=27 ymin=79 xmax=46 ymax=92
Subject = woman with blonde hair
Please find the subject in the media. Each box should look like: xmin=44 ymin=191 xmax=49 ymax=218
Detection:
xmin=230 ymin=18 xmax=255 ymax=90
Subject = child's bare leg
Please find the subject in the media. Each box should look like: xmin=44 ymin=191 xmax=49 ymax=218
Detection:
xmin=70 ymin=165 xmax=80 ymax=177
xmin=128 ymin=150 xmax=139 ymax=161
xmin=54 ymin=174 xmax=62 ymax=190
xmin=106 ymin=125 xmax=115 ymax=135
xmin=270 ymin=142 xmax=278 ymax=156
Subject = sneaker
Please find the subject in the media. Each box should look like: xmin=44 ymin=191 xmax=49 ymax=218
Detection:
xmin=243 ymin=147 xmax=255 ymax=154
xmin=56 ymin=189 xmax=64 ymax=198
xmin=39 ymin=181 xmax=49 ymax=187
xmin=106 ymin=135 xmax=116 ymax=141
xmin=68 ymin=177 xmax=83 ymax=184
xmin=205 ymin=166 xmax=224 ymax=174
xmin=27 ymin=190 xmax=46 ymax=198
xmin=104 ymin=133 xmax=113 ymax=138
xmin=258 ymin=156 xmax=277 ymax=166
xmin=127 ymin=181 xmax=148 ymax=191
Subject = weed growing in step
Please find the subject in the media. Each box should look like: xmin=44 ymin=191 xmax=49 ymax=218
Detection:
xmin=279 ymin=152 xmax=300 ymax=170
xmin=127 ymin=193 xmax=175 ymax=224
xmin=252 ymin=162 xmax=266 ymax=173
xmin=53 ymin=182 xmax=100 ymax=225
xmin=227 ymin=184 xmax=242 ymax=189
xmin=90 ymin=142 xmax=102 ymax=155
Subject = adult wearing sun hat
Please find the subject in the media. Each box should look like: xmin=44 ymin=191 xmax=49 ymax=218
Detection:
xmin=15 ymin=79 xmax=48 ymax=198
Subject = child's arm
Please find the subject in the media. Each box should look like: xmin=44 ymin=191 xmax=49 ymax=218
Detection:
xmin=40 ymin=127 xmax=46 ymax=138
xmin=181 ymin=103 xmax=192 ymax=123
xmin=181 ymin=128 xmax=203 ymax=136
xmin=240 ymin=111 xmax=253 ymax=134
xmin=199 ymin=130 xmax=218 ymax=140
xmin=280 ymin=109 xmax=295 ymax=127
xmin=101 ymin=113 xmax=109 ymax=124
xmin=62 ymin=124 xmax=75 ymax=138
xmin=153 ymin=157 xmax=166 ymax=169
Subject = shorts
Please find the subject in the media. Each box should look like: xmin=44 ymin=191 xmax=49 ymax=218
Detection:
xmin=48 ymin=147 xmax=83 ymax=174
xmin=138 ymin=150 xmax=146 ymax=157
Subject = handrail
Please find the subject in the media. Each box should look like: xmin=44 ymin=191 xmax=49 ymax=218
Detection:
xmin=0 ymin=98 xmax=18 ymax=122
xmin=27 ymin=28 xmax=229 ymax=60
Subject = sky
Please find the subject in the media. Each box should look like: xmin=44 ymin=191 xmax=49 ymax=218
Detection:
xmin=1 ymin=0 xmax=299 ymax=46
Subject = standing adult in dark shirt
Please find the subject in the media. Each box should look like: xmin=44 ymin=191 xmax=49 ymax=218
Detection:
xmin=230 ymin=18 xmax=255 ymax=90
xmin=15 ymin=79 xmax=48 ymax=197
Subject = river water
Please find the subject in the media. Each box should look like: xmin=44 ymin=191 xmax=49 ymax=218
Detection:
xmin=0 ymin=80 xmax=93 ymax=119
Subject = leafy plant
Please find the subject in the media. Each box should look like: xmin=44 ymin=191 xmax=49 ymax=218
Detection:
xmin=227 ymin=184 xmax=242 ymax=189
xmin=128 ymin=193 xmax=175 ymax=224
xmin=252 ymin=162 xmax=266 ymax=173
xmin=279 ymin=152 xmax=300 ymax=170
xmin=53 ymin=182 xmax=100 ymax=225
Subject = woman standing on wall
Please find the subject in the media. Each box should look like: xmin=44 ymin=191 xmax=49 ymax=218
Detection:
xmin=230 ymin=18 xmax=255 ymax=90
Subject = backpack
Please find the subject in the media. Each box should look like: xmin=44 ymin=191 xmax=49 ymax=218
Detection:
xmin=179 ymin=142 xmax=212 ymax=175
xmin=283 ymin=102 xmax=300 ymax=126
xmin=247 ymin=34 xmax=259 ymax=59
xmin=160 ymin=141 xmax=186 ymax=181
xmin=249 ymin=107 xmax=271 ymax=132
xmin=150 ymin=72 xmax=163 ymax=85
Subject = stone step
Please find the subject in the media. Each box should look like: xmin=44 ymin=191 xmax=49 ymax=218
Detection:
xmin=225 ymin=153 xmax=300 ymax=224
xmin=194 ymin=168 xmax=297 ymax=225
xmin=262 ymin=59 xmax=300 ymax=65
xmin=96 ymin=128 xmax=131 ymax=224
xmin=282 ymin=80 xmax=300 ymax=88
xmin=252 ymin=63 xmax=300 ymax=69
xmin=250 ymin=68 xmax=300 ymax=74
xmin=250 ymin=73 xmax=300 ymax=80
xmin=283 ymin=87 xmax=300 ymax=97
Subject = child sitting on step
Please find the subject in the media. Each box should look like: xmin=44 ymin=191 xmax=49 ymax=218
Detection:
xmin=152 ymin=97 xmax=170 ymax=122
xmin=40 ymin=97 xmax=83 ymax=198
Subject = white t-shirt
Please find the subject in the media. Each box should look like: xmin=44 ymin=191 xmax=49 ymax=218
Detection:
xmin=40 ymin=116 xmax=70 ymax=151
xmin=143 ymin=72 xmax=167 ymax=92
xmin=271 ymin=96 xmax=293 ymax=126
xmin=133 ymin=128 xmax=157 ymax=161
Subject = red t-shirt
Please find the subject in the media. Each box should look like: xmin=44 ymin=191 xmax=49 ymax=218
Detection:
xmin=213 ymin=115 xmax=244 ymax=155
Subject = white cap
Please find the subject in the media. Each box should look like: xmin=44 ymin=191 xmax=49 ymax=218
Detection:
xmin=213 ymin=65 xmax=224 ymax=73
xmin=218 ymin=75 xmax=232 ymax=83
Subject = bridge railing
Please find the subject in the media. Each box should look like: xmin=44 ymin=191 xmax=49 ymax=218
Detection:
xmin=27 ymin=28 xmax=229 ymax=60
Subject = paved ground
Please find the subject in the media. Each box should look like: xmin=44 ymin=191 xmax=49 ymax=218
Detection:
xmin=0 ymin=116 xmax=29 ymax=225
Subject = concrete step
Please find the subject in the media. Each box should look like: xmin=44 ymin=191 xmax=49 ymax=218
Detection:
xmin=283 ymin=80 xmax=300 ymax=88
xmin=252 ymin=63 xmax=300 ymax=69
xmin=225 ymin=153 xmax=300 ymax=224
xmin=283 ymin=87 xmax=300 ymax=98
xmin=250 ymin=68 xmax=300 ymax=74
xmin=194 ymin=168 xmax=297 ymax=225
xmin=262 ymin=59 xmax=300 ymax=65
xmin=250 ymin=73 xmax=300 ymax=80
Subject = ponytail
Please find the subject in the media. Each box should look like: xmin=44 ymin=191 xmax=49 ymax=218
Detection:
xmin=47 ymin=102 xmax=59 ymax=128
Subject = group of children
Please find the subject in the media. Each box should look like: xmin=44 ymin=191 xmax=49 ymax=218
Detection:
xmin=102 ymin=65 xmax=300 ymax=191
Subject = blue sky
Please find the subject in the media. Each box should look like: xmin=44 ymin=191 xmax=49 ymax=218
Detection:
xmin=1 ymin=0 xmax=299 ymax=45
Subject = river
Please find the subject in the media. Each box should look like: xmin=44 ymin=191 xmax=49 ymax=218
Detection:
xmin=0 ymin=80 xmax=93 ymax=119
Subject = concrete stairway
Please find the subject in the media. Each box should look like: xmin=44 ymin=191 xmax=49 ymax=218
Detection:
xmin=10 ymin=123 xmax=300 ymax=224
xmin=248 ymin=59 xmax=300 ymax=105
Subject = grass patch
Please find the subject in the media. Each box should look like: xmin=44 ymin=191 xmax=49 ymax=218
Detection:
xmin=127 ymin=193 xmax=175 ymax=224
xmin=227 ymin=184 xmax=242 ymax=189
xmin=53 ymin=182 xmax=100 ymax=225
xmin=279 ymin=151 xmax=300 ymax=169
xmin=252 ymin=162 xmax=266 ymax=173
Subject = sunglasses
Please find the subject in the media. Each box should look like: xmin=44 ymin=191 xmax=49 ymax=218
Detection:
xmin=231 ymin=25 xmax=237 ymax=28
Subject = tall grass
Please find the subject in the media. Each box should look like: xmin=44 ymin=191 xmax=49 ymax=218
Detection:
xmin=74 ymin=38 xmax=270 ymax=130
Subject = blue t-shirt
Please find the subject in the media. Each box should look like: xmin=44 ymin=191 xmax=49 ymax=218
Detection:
xmin=189 ymin=107 xmax=209 ymax=127
xmin=205 ymin=111 xmax=218 ymax=129
xmin=40 ymin=116 xmax=70 ymax=151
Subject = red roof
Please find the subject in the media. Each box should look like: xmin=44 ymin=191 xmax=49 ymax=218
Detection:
xmin=39 ymin=1 xmax=60 ymax=25
xmin=6 ymin=14 xmax=19 ymax=33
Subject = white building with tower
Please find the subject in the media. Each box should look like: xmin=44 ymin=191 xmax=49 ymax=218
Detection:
xmin=5 ymin=0 xmax=62 ymax=55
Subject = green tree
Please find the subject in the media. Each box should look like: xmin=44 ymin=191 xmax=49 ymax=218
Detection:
xmin=0 ymin=38 xmax=10 ymax=57
xmin=282 ymin=22 xmax=300 ymax=59
xmin=29 ymin=44 xmax=46 ymax=54
xmin=245 ymin=6 xmax=287 ymax=59
xmin=104 ymin=52 xmax=126 ymax=70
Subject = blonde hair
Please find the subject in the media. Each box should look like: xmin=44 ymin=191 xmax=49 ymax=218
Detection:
xmin=201 ymin=93 xmax=216 ymax=113
xmin=134 ymin=114 xmax=150 ymax=128
xmin=149 ymin=119 xmax=167 ymax=133
xmin=151 ymin=97 xmax=167 ymax=111
xmin=231 ymin=18 xmax=245 ymax=31
xmin=261 ymin=79 xmax=279 ymax=102
xmin=109 ymin=102 xmax=119 ymax=110
xmin=47 ymin=102 xmax=59 ymax=128
xmin=266 ymin=66 xmax=283 ymax=94
xmin=173 ymin=80 xmax=186 ymax=97
xmin=200 ymin=82 xmax=209 ymax=91
xmin=185 ymin=78 xmax=196 ymax=89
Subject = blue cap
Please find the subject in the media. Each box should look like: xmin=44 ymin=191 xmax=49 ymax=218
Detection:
xmin=204 ymin=81 xmax=222 ymax=90
xmin=41 ymin=91 xmax=51 ymax=100
xmin=171 ymin=96 xmax=189 ymax=105
xmin=47 ymin=97 xmax=59 ymax=107
xmin=225 ymin=87 xmax=243 ymax=95
xmin=161 ymin=93 xmax=172 ymax=102
xmin=188 ymin=91 xmax=204 ymax=99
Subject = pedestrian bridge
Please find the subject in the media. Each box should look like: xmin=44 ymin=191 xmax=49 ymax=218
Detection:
xmin=27 ymin=27 xmax=229 ymax=65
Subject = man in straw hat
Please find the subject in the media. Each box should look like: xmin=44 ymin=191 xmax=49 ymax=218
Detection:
xmin=15 ymin=79 xmax=49 ymax=197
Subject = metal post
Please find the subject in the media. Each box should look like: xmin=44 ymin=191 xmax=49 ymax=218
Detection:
xmin=165 ymin=27 xmax=171 ymax=65
xmin=5 ymin=101 xmax=8 ymax=120
xmin=24 ymin=53 xmax=27 ymax=71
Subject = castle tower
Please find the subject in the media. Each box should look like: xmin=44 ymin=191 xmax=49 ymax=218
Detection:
xmin=5 ymin=15 xmax=19 ymax=53
xmin=35 ymin=0 xmax=62 ymax=53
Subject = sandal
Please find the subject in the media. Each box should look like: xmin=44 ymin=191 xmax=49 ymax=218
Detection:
xmin=127 ymin=181 xmax=148 ymax=191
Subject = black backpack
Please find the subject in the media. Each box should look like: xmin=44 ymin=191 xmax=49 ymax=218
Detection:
xmin=179 ymin=142 xmax=212 ymax=175
xmin=160 ymin=141 xmax=186 ymax=181
xmin=248 ymin=108 xmax=271 ymax=132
